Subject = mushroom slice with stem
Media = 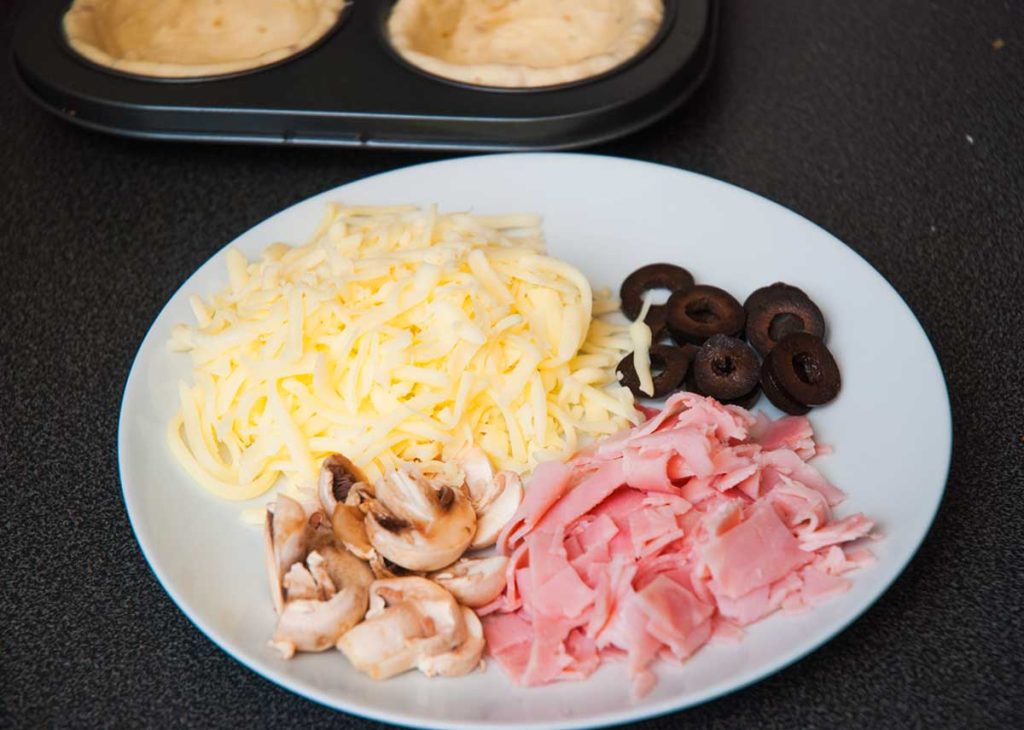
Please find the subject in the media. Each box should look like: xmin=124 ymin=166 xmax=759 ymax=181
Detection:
xmin=270 ymin=550 xmax=371 ymax=660
xmin=325 ymin=463 xmax=376 ymax=560
xmin=282 ymin=556 xmax=334 ymax=602
xmin=337 ymin=576 xmax=466 ymax=680
xmin=344 ymin=480 xmax=375 ymax=507
xmin=317 ymin=545 xmax=374 ymax=593
xmin=455 ymin=447 xmax=524 ymax=549
xmin=470 ymin=470 xmax=523 ymax=550
xmin=331 ymin=503 xmax=375 ymax=560
xmin=456 ymin=446 xmax=496 ymax=504
xmin=417 ymin=606 xmax=485 ymax=677
xmin=368 ymin=553 xmax=421 ymax=580
xmin=264 ymin=495 xmax=310 ymax=615
xmin=364 ymin=465 xmax=477 ymax=572
xmin=429 ymin=556 xmax=508 ymax=608
xmin=318 ymin=453 xmax=369 ymax=516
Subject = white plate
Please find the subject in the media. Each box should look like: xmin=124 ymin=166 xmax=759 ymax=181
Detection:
xmin=118 ymin=154 xmax=951 ymax=729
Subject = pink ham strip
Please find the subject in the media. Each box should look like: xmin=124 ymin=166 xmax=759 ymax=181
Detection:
xmin=710 ymin=617 xmax=745 ymax=643
xmin=734 ymin=471 xmax=762 ymax=501
xmin=760 ymin=448 xmax=846 ymax=506
xmin=483 ymin=393 xmax=877 ymax=698
xmin=482 ymin=612 xmax=533 ymax=654
xmin=674 ymin=393 xmax=753 ymax=442
xmin=588 ymin=559 xmax=637 ymax=643
xmin=844 ymin=546 xmax=877 ymax=568
xmin=635 ymin=575 xmax=715 ymax=660
xmin=527 ymin=528 xmax=594 ymax=620
xmin=679 ymin=475 xmax=719 ymax=503
xmin=712 ymin=571 xmax=804 ymax=625
xmin=572 ymin=550 xmax=612 ymax=589
xmin=751 ymin=413 xmax=817 ymax=459
xmin=498 ymin=460 xmax=573 ymax=553
xmin=633 ymin=552 xmax=690 ymax=591
xmin=702 ymin=501 xmax=813 ymax=599
xmin=576 ymin=513 xmax=619 ymax=552
xmin=627 ymin=507 xmax=679 ymax=556
xmin=534 ymin=461 xmax=627 ymax=535
xmin=562 ymin=629 xmax=601 ymax=680
xmin=632 ymin=428 xmax=716 ymax=477
xmin=642 ymin=492 xmax=693 ymax=514
xmin=770 ymin=473 xmax=831 ymax=534
xmin=622 ymin=447 xmax=677 ymax=493
xmin=798 ymin=512 xmax=875 ymax=552
xmin=615 ymin=391 xmax=691 ymax=441
xmin=520 ymin=614 xmax=577 ymax=685
xmin=799 ymin=566 xmax=852 ymax=604
xmin=564 ymin=533 xmax=584 ymax=562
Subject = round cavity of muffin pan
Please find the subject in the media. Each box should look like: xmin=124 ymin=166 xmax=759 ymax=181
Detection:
xmin=377 ymin=0 xmax=676 ymax=93
xmin=59 ymin=0 xmax=353 ymax=83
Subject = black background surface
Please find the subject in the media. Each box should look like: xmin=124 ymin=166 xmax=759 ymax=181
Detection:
xmin=2 ymin=1 xmax=1022 ymax=727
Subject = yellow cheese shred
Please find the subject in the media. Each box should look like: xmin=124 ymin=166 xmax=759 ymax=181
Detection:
xmin=628 ymin=293 xmax=656 ymax=396
xmin=168 ymin=204 xmax=639 ymax=505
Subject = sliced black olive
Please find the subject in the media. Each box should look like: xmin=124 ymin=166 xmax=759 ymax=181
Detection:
xmin=683 ymin=363 xmax=700 ymax=394
xmin=760 ymin=359 xmax=811 ymax=415
xmin=744 ymin=282 xmax=807 ymax=314
xmin=724 ymin=385 xmax=762 ymax=410
xmin=681 ymin=344 xmax=705 ymax=393
xmin=616 ymin=344 xmax=692 ymax=399
xmin=686 ymin=366 xmax=760 ymax=409
xmin=620 ymin=264 xmax=695 ymax=321
xmin=764 ymin=332 xmax=841 ymax=406
xmin=666 ymin=285 xmax=745 ymax=345
xmin=693 ymin=335 xmax=761 ymax=401
xmin=744 ymin=283 xmax=826 ymax=357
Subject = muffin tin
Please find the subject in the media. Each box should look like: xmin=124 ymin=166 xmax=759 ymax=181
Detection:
xmin=11 ymin=0 xmax=717 ymax=151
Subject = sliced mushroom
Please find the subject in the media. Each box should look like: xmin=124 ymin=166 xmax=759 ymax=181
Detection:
xmin=270 ymin=591 xmax=368 ymax=659
xmin=264 ymin=495 xmax=310 ymax=615
xmin=318 ymin=453 xmax=369 ymax=516
xmin=282 ymin=556 xmax=334 ymax=602
xmin=364 ymin=465 xmax=477 ymax=572
xmin=368 ymin=553 xmax=421 ymax=580
xmin=335 ymin=601 xmax=434 ymax=679
xmin=337 ymin=577 xmax=466 ymax=680
xmin=456 ymin=446 xmax=496 ymax=505
xmin=270 ymin=550 xmax=371 ymax=660
xmin=306 ymin=508 xmax=339 ymax=553
xmin=454 ymin=447 xmax=524 ymax=549
xmin=344 ymin=480 xmax=375 ymax=507
xmin=469 ymin=470 xmax=523 ymax=549
xmin=417 ymin=606 xmax=485 ymax=677
xmin=331 ymin=503 xmax=374 ymax=560
xmin=317 ymin=544 xmax=374 ymax=593
xmin=429 ymin=556 xmax=508 ymax=608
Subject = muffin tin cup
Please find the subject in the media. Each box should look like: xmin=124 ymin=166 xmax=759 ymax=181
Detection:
xmin=58 ymin=1 xmax=355 ymax=84
xmin=12 ymin=0 xmax=717 ymax=151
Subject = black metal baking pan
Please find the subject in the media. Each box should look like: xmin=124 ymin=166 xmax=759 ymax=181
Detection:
xmin=11 ymin=0 xmax=716 ymax=151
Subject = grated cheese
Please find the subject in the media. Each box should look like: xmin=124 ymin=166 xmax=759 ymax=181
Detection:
xmin=168 ymin=204 xmax=638 ymax=506
xmin=628 ymin=293 xmax=656 ymax=396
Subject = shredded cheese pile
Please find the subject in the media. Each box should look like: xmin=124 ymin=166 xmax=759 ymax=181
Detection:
xmin=168 ymin=203 xmax=639 ymax=503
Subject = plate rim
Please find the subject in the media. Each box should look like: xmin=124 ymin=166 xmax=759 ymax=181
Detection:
xmin=117 ymin=152 xmax=952 ymax=729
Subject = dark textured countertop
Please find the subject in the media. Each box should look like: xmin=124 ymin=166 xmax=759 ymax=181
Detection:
xmin=2 ymin=1 xmax=1022 ymax=727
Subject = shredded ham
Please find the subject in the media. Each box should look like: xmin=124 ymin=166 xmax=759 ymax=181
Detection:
xmin=482 ymin=393 xmax=876 ymax=698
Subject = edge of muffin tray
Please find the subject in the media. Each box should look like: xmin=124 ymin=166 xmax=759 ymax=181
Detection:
xmin=11 ymin=0 xmax=717 ymax=151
